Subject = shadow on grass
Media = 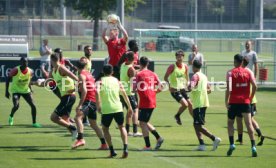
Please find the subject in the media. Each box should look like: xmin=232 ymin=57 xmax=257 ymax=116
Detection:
xmin=0 ymin=145 xmax=71 ymax=152
xmin=155 ymin=155 xmax=245 ymax=158
xmin=30 ymin=157 xmax=109 ymax=160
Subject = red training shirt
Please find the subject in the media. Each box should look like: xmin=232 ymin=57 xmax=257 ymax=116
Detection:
xmin=133 ymin=69 xmax=160 ymax=108
xmin=107 ymin=38 xmax=126 ymax=66
xmin=81 ymin=70 xmax=96 ymax=102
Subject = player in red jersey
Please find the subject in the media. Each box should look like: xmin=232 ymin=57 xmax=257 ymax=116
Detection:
xmin=72 ymin=58 xmax=108 ymax=150
xmin=225 ymin=54 xmax=257 ymax=157
xmin=133 ymin=56 xmax=164 ymax=150
xmin=102 ymin=23 xmax=128 ymax=79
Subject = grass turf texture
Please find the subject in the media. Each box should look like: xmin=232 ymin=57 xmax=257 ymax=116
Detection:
xmin=0 ymin=51 xmax=276 ymax=168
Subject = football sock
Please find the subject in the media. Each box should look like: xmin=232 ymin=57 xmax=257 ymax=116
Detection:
xmin=251 ymin=140 xmax=256 ymax=147
xmin=199 ymin=139 xmax=205 ymax=145
xmin=151 ymin=130 xmax=160 ymax=140
xmin=144 ymin=136 xmax=151 ymax=147
xmin=126 ymin=124 xmax=130 ymax=133
xmin=255 ymin=128 xmax=262 ymax=137
xmin=100 ymin=138 xmax=106 ymax=145
xmin=77 ymin=133 xmax=83 ymax=140
xmin=238 ymin=134 xmax=243 ymax=142
xmin=133 ymin=124 xmax=138 ymax=133
xmin=229 ymin=136 xmax=234 ymax=145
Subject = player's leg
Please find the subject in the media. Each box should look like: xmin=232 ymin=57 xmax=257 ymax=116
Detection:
xmin=139 ymin=109 xmax=152 ymax=150
xmin=129 ymin=95 xmax=142 ymax=137
xmin=22 ymin=93 xmax=41 ymax=127
xmin=187 ymin=99 xmax=194 ymax=117
xmin=193 ymin=107 xmax=206 ymax=151
xmin=236 ymin=117 xmax=243 ymax=144
xmin=242 ymin=104 xmax=257 ymax=157
xmin=114 ymin=112 xmax=128 ymax=158
xmin=72 ymin=108 xmax=85 ymax=149
xmin=251 ymin=104 xmax=265 ymax=146
xmin=9 ymin=93 xmax=21 ymax=125
xmin=227 ymin=104 xmax=236 ymax=156
xmin=86 ymin=102 xmax=108 ymax=150
xmin=102 ymin=113 xmax=117 ymax=157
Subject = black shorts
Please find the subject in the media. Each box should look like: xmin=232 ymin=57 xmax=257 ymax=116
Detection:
xmin=81 ymin=100 xmax=97 ymax=120
xmin=171 ymin=89 xmax=189 ymax=102
xmin=193 ymin=107 xmax=207 ymax=125
xmin=138 ymin=108 xmax=154 ymax=122
xmin=227 ymin=104 xmax=251 ymax=120
xmin=101 ymin=112 xmax=124 ymax=127
xmin=120 ymin=95 xmax=138 ymax=111
xmin=55 ymin=94 xmax=76 ymax=117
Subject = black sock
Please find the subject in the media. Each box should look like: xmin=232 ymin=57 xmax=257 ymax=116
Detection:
xmin=126 ymin=124 xmax=130 ymax=133
xmin=100 ymin=138 xmax=106 ymax=145
xmin=238 ymin=134 xmax=243 ymax=142
xmin=123 ymin=144 xmax=128 ymax=152
xmin=210 ymin=135 xmax=215 ymax=141
xmin=255 ymin=128 xmax=262 ymax=137
xmin=229 ymin=136 xmax=234 ymax=145
xmin=133 ymin=124 xmax=137 ymax=133
xmin=109 ymin=146 xmax=115 ymax=153
xmin=199 ymin=139 xmax=205 ymax=145
xmin=251 ymin=140 xmax=256 ymax=147
xmin=68 ymin=125 xmax=76 ymax=131
xmin=144 ymin=136 xmax=151 ymax=147
xmin=77 ymin=133 xmax=83 ymax=140
xmin=151 ymin=130 xmax=160 ymax=140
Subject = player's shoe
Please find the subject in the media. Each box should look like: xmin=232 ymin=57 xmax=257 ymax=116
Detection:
xmin=71 ymin=139 xmax=85 ymax=149
xmin=252 ymin=146 xmax=258 ymax=157
xmin=121 ymin=151 xmax=128 ymax=159
xmin=257 ymin=136 xmax=265 ymax=146
xmin=32 ymin=123 xmax=42 ymax=128
xmin=108 ymin=151 xmax=118 ymax=158
xmin=212 ymin=137 xmax=221 ymax=151
xmin=194 ymin=145 xmax=206 ymax=151
xmin=127 ymin=132 xmax=133 ymax=136
xmin=155 ymin=137 xmax=164 ymax=150
xmin=71 ymin=129 xmax=78 ymax=141
xmin=98 ymin=144 xmax=108 ymax=150
xmin=8 ymin=116 xmax=14 ymax=126
xmin=141 ymin=146 xmax=152 ymax=151
xmin=227 ymin=144 xmax=236 ymax=156
xmin=133 ymin=132 xmax=143 ymax=137
xmin=174 ymin=114 xmax=182 ymax=125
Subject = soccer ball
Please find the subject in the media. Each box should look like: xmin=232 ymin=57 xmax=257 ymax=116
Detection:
xmin=107 ymin=14 xmax=119 ymax=24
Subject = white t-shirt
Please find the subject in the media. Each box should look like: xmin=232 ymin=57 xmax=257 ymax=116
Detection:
xmin=40 ymin=45 xmax=52 ymax=61
xmin=241 ymin=50 xmax=258 ymax=71
xmin=188 ymin=52 xmax=204 ymax=74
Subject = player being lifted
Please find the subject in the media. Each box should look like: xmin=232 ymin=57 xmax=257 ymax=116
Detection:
xmin=5 ymin=57 xmax=41 ymax=128
xmin=164 ymin=50 xmax=193 ymax=125
xmin=71 ymin=58 xmax=108 ymax=150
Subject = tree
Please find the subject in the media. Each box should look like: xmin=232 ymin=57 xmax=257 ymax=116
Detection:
xmin=64 ymin=0 xmax=144 ymax=50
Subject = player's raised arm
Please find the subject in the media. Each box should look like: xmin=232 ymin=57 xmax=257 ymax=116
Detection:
xmin=102 ymin=28 xmax=109 ymax=44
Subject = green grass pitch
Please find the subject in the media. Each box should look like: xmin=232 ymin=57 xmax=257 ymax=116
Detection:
xmin=0 ymin=51 xmax=275 ymax=168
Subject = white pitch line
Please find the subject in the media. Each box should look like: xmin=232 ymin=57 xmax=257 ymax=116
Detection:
xmin=113 ymin=137 xmax=189 ymax=168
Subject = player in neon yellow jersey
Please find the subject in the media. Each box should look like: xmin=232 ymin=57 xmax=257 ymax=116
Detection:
xmin=97 ymin=64 xmax=133 ymax=158
xmin=5 ymin=57 xmax=41 ymax=128
xmin=188 ymin=60 xmax=221 ymax=151
xmin=164 ymin=50 xmax=193 ymax=125
xmin=235 ymin=56 xmax=265 ymax=146
xmin=36 ymin=53 xmax=79 ymax=141
xmin=120 ymin=51 xmax=142 ymax=137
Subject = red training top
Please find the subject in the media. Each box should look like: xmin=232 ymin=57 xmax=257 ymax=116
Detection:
xmin=81 ymin=70 xmax=96 ymax=102
xmin=133 ymin=69 xmax=160 ymax=108
xmin=107 ymin=38 xmax=126 ymax=66
xmin=227 ymin=67 xmax=254 ymax=104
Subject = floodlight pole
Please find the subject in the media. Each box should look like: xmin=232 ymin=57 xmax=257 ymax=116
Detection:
xmin=117 ymin=0 xmax=124 ymax=38
xmin=61 ymin=0 xmax=66 ymax=36
xmin=195 ymin=0 xmax=198 ymax=43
